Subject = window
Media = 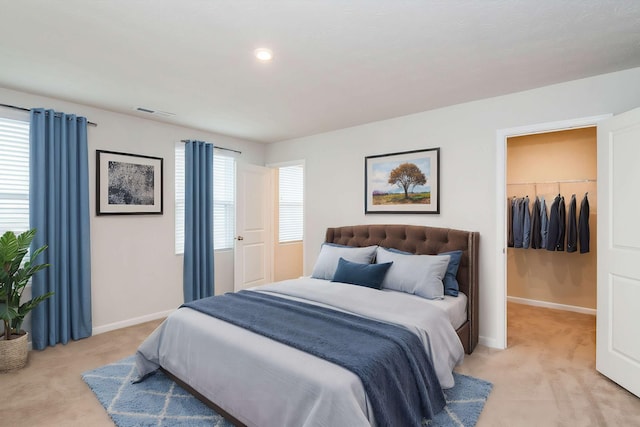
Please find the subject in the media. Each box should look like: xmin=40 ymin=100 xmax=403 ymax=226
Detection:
xmin=213 ymin=154 xmax=236 ymax=250
xmin=0 ymin=115 xmax=30 ymax=237
xmin=175 ymin=144 xmax=236 ymax=253
xmin=175 ymin=143 xmax=185 ymax=253
xmin=278 ymin=164 xmax=304 ymax=243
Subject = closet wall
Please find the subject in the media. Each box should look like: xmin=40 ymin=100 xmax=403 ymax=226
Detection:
xmin=507 ymin=127 xmax=597 ymax=310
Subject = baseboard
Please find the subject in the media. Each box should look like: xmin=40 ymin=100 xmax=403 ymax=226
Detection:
xmin=22 ymin=310 xmax=172 ymax=351
xmin=507 ymin=296 xmax=596 ymax=316
xmin=92 ymin=309 xmax=174 ymax=336
xmin=478 ymin=335 xmax=505 ymax=350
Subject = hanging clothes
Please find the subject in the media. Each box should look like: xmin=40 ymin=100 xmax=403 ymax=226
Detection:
xmin=546 ymin=195 xmax=559 ymax=251
xmin=540 ymin=196 xmax=548 ymax=249
xmin=507 ymin=198 xmax=514 ymax=248
xmin=522 ymin=196 xmax=531 ymax=249
xmin=513 ymin=197 xmax=525 ymax=248
xmin=530 ymin=196 xmax=542 ymax=249
xmin=546 ymin=194 xmax=562 ymax=251
xmin=567 ymin=194 xmax=578 ymax=253
xmin=579 ymin=193 xmax=590 ymax=253
xmin=556 ymin=196 xmax=566 ymax=251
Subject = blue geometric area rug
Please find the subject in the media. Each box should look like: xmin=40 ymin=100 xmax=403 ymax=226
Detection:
xmin=82 ymin=356 xmax=492 ymax=427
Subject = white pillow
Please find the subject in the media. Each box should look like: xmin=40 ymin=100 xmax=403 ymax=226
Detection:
xmin=375 ymin=247 xmax=450 ymax=299
xmin=311 ymin=244 xmax=378 ymax=280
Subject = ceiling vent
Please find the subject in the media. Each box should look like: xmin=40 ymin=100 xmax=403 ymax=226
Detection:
xmin=134 ymin=107 xmax=176 ymax=118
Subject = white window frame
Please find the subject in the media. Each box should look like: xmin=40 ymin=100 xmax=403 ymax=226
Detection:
xmin=175 ymin=143 xmax=236 ymax=254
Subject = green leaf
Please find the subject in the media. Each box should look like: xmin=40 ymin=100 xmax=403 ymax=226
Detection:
xmin=15 ymin=229 xmax=36 ymax=250
xmin=0 ymin=231 xmax=19 ymax=265
xmin=17 ymin=292 xmax=54 ymax=317
xmin=0 ymin=228 xmax=51 ymax=334
xmin=0 ymin=301 xmax=18 ymax=322
xmin=29 ymin=244 xmax=48 ymax=262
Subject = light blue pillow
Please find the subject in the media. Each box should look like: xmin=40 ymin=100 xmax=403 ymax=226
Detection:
xmin=331 ymin=258 xmax=393 ymax=289
xmin=375 ymin=247 xmax=450 ymax=299
xmin=439 ymin=250 xmax=463 ymax=297
xmin=384 ymin=247 xmax=463 ymax=297
xmin=311 ymin=244 xmax=378 ymax=280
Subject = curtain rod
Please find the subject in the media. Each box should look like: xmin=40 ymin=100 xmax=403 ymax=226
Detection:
xmin=0 ymin=103 xmax=98 ymax=127
xmin=508 ymin=179 xmax=596 ymax=185
xmin=180 ymin=139 xmax=242 ymax=155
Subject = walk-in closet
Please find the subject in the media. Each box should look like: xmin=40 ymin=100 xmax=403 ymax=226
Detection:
xmin=506 ymin=127 xmax=597 ymax=342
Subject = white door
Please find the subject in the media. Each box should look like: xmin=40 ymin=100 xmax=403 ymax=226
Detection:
xmin=234 ymin=163 xmax=273 ymax=292
xmin=596 ymin=107 xmax=640 ymax=398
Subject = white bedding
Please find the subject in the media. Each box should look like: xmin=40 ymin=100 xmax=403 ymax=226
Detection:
xmin=416 ymin=292 xmax=468 ymax=330
xmin=136 ymin=278 xmax=465 ymax=427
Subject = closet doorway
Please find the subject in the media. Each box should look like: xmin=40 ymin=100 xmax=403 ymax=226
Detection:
xmin=505 ymin=127 xmax=597 ymax=329
xmin=495 ymin=114 xmax=609 ymax=350
xmin=498 ymin=109 xmax=640 ymax=397
xmin=505 ymin=127 xmax=599 ymax=379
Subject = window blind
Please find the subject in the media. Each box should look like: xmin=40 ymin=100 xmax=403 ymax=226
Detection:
xmin=174 ymin=143 xmax=185 ymax=253
xmin=213 ymin=154 xmax=235 ymax=250
xmin=278 ymin=165 xmax=304 ymax=243
xmin=0 ymin=116 xmax=30 ymax=237
xmin=175 ymin=143 xmax=236 ymax=254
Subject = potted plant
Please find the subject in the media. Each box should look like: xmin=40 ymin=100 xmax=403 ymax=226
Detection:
xmin=0 ymin=229 xmax=53 ymax=372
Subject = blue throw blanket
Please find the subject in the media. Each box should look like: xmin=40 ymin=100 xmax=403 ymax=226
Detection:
xmin=182 ymin=290 xmax=445 ymax=426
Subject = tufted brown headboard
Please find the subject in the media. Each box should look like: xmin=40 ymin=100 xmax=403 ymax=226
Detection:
xmin=325 ymin=224 xmax=479 ymax=354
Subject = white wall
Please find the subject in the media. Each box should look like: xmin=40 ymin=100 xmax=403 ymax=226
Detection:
xmin=0 ymin=86 xmax=265 ymax=335
xmin=265 ymin=67 xmax=640 ymax=349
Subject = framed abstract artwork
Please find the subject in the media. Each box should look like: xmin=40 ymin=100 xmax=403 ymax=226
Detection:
xmin=365 ymin=148 xmax=440 ymax=214
xmin=96 ymin=150 xmax=163 ymax=215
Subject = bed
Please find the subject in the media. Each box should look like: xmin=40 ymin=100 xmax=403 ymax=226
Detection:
xmin=136 ymin=224 xmax=480 ymax=427
xmin=324 ymin=224 xmax=479 ymax=355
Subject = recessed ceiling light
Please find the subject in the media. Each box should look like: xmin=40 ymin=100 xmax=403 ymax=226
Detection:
xmin=254 ymin=48 xmax=273 ymax=62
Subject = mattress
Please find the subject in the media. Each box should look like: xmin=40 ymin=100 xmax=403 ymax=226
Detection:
xmin=410 ymin=291 xmax=468 ymax=330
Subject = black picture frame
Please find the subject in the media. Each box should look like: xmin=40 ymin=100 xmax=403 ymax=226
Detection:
xmin=365 ymin=148 xmax=440 ymax=214
xmin=96 ymin=150 xmax=164 ymax=215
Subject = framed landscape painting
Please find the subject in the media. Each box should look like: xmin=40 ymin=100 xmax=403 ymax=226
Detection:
xmin=96 ymin=150 xmax=163 ymax=215
xmin=365 ymin=148 xmax=440 ymax=214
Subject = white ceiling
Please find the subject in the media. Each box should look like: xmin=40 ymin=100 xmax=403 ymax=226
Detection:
xmin=1 ymin=1 xmax=639 ymax=143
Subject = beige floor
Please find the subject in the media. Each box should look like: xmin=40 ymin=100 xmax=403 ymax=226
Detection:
xmin=2 ymin=303 xmax=639 ymax=426
xmin=460 ymin=303 xmax=640 ymax=426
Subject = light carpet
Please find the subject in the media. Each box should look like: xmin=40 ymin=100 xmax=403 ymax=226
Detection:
xmin=82 ymin=356 xmax=492 ymax=427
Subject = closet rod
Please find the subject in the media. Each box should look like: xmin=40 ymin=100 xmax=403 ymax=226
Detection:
xmin=180 ymin=139 xmax=242 ymax=155
xmin=0 ymin=103 xmax=98 ymax=127
xmin=508 ymin=178 xmax=596 ymax=185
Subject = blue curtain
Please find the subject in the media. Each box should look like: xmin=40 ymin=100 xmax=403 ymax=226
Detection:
xmin=183 ymin=140 xmax=214 ymax=302
xmin=29 ymin=108 xmax=92 ymax=350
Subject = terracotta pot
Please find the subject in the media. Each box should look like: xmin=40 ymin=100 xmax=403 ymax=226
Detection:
xmin=0 ymin=332 xmax=29 ymax=373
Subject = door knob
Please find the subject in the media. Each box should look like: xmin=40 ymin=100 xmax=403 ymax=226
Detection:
xmin=236 ymin=236 xmax=244 ymax=241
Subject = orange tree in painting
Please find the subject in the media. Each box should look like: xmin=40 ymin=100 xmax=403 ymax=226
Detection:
xmin=388 ymin=163 xmax=426 ymax=199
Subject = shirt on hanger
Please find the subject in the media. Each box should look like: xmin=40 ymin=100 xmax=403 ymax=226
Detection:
xmin=579 ymin=193 xmax=590 ymax=253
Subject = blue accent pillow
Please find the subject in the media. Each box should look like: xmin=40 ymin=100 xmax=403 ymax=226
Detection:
xmin=439 ymin=250 xmax=463 ymax=297
xmin=331 ymin=257 xmax=393 ymax=289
